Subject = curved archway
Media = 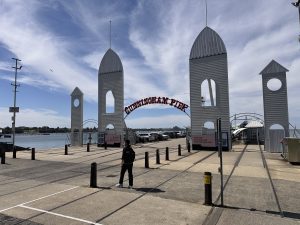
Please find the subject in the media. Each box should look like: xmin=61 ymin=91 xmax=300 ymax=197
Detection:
xmin=106 ymin=90 xmax=115 ymax=113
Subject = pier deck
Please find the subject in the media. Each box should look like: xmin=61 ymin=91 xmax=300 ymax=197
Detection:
xmin=0 ymin=138 xmax=299 ymax=225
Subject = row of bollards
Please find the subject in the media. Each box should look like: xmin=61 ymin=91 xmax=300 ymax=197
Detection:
xmin=3 ymin=142 xmax=98 ymax=163
xmin=1 ymin=147 xmax=36 ymax=164
xmin=144 ymin=145 xmax=187 ymax=168
xmin=88 ymin=155 xmax=212 ymax=207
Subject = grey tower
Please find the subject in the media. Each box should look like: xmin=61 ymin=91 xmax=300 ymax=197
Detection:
xmin=71 ymin=87 xmax=83 ymax=146
xmin=260 ymin=60 xmax=289 ymax=152
xmin=98 ymin=49 xmax=124 ymax=146
xmin=189 ymin=26 xmax=231 ymax=150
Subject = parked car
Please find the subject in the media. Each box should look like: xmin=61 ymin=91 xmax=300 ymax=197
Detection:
xmin=158 ymin=132 xmax=169 ymax=141
xmin=150 ymin=133 xmax=159 ymax=141
xmin=137 ymin=133 xmax=156 ymax=142
xmin=137 ymin=133 xmax=150 ymax=142
xmin=176 ymin=131 xmax=186 ymax=138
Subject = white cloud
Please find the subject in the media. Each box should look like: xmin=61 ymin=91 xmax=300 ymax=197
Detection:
xmin=0 ymin=0 xmax=299 ymax=129
xmin=0 ymin=1 xmax=98 ymax=101
xmin=0 ymin=107 xmax=69 ymax=127
xmin=125 ymin=114 xmax=190 ymax=129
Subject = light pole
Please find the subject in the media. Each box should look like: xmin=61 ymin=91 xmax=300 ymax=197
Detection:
xmin=11 ymin=58 xmax=22 ymax=158
xmin=292 ymin=0 xmax=300 ymax=42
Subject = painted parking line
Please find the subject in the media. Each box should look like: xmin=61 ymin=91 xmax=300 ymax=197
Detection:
xmin=20 ymin=205 xmax=103 ymax=225
xmin=0 ymin=186 xmax=79 ymax=213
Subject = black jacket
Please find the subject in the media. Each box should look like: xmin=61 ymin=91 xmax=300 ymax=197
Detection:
xmin=122 ymin=146 xmax=135 ymax=164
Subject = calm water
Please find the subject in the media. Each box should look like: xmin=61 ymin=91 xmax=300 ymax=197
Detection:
xmin=0 ymin=133 xmax=98 ymax=150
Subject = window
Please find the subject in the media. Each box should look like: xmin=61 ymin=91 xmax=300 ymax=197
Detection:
xmin=201 ymin=79 xmax=216 ymax=106
xmin=106 ymin=124 xmax=115 ymax=130
xmin=267 ymin=78 xmax=282 ymax=91
xmin=106 ymin=90 xmax=115 ymax=113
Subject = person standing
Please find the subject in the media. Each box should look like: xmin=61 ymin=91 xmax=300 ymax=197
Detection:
xmin=116 ymin=140 xmax=135 ymax=188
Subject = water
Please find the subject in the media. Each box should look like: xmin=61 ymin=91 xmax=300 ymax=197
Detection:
xmin=0 ymin=132 xmax=98 ymax=150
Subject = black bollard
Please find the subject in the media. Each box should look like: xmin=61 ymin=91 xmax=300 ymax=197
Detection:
xmin=13 ymin=147 xmax=16 ymax=159
xmin=156 ymin=149 xmax=160 ymax=164
xmin=90 ymin=162 xmax=97 ymax=188
xmin=87 ymin=143 xmax=90 ymax=152
xmin=65 ymin=145 xmax=68 ymax=155
xmin=188 ymin=142 xmax=191 ymax=153
xmin=204 ymin=172 xmax=212 ymax=206
xmin=104 ymin=142 xmax=107 ymax=150
xmin=31 ymin=148 xmax=35 ymax=160
xmin=145 ymin=152 xmax=149 ymax=168
xmin=1 ymin=150 xmax=5 ymax=164
xmin=165 ymin=147 xmax=169 ymax=161
xmin=178 ymin=144 xmax=181 ymax=156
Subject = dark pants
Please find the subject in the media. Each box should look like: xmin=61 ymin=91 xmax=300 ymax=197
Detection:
xmin=119 ymin=163 xmax=133 ymax=186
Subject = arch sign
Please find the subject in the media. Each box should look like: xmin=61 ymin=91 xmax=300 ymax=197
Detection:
xmin=124 ymin=96 xmax=189 ymax=117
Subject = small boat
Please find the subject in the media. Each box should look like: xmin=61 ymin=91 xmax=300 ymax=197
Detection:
xmin=4 ymin=135 xmax=11 ymax=138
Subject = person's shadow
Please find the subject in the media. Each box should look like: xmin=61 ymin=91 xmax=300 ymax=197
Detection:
xmin=134 ymin=187 xmax=165 ymax=193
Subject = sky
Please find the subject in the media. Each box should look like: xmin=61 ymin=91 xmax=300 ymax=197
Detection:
xmin=0 ymin=0 xmax=299 ymax=129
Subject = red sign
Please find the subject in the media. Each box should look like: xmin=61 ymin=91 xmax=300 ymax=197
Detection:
xmin=105 ymin=134 xmax=121 ymax=145
xmin=192 ymin=135 xmax=216 ymax=147
xmin=124 ymin=96 xmax=189 ymax=115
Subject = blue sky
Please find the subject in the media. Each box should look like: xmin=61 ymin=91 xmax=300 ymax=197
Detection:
xmin=0 ymin=0 xmax=299 ymax=129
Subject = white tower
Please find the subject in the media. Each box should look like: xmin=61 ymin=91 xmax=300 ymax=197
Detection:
xmin=189 ymin=27 xmax=231 ymax=150
xmin=98 ymin=49 xmax=124 ymax=147
xmin=71 ymin=87 xmax=83 ymax=146
xmin=260 ymin=60 xmax=289 ymax=152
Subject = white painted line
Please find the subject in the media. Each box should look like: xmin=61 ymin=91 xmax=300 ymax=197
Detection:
xmin=20 ymin=205 xmax=102 ymax=225
xmin=20 ymin=186 xmax=79 ymax=206
xmin=0 ymin=186 xmax=79 ymax=213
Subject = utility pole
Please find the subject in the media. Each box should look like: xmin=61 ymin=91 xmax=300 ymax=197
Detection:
xmin=292 ymin=0 xmax=300 ymax=42
xmin=11 ymin=58 xmax=22 ymax=158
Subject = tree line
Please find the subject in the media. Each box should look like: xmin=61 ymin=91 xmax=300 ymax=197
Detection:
xmin=0 ymin=126 xmax=98 ymax=134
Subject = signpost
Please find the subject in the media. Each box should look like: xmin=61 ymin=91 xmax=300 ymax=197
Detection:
xmin=217 ymin=118 xmax=224 ymax=206
xmin=9 ymin=107 xmax=19 ymax=113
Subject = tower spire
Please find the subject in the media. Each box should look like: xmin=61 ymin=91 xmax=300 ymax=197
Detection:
xmin=205 ymin=0 xmax=208 ymax=26
xmin=109 ymin=20 xmax=112 ymax=49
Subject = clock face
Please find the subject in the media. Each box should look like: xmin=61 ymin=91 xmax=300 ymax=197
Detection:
xmin=73 ymin=98 xmax=80 ymax=107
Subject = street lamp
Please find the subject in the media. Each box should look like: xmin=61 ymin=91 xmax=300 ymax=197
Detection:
xmin=292 ymin=0 xmax=300 ymax=42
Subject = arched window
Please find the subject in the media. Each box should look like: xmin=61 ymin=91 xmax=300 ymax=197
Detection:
xmin=201 ymin=79 xmax=216 ymax=107
xmin=269 ymin=124 xmax=285 ymax=153
xmin=106 ymin=90 xmax=115 ymax=113
xmin=105 ymin=124 xmax=115 ymax=135
xmin=204 ymin=121 xmax=215 ymax=129
xmin=269 ymin=124 xmax=284 ymax=130
xmin=203 ymin=121 xmax=215 ymax=134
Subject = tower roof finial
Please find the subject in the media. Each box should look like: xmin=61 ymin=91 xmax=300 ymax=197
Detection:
xmin=205 ymin=0 xmax=208 ymax=27
xmin=109 ymin=20 xmax=112 ymax=49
